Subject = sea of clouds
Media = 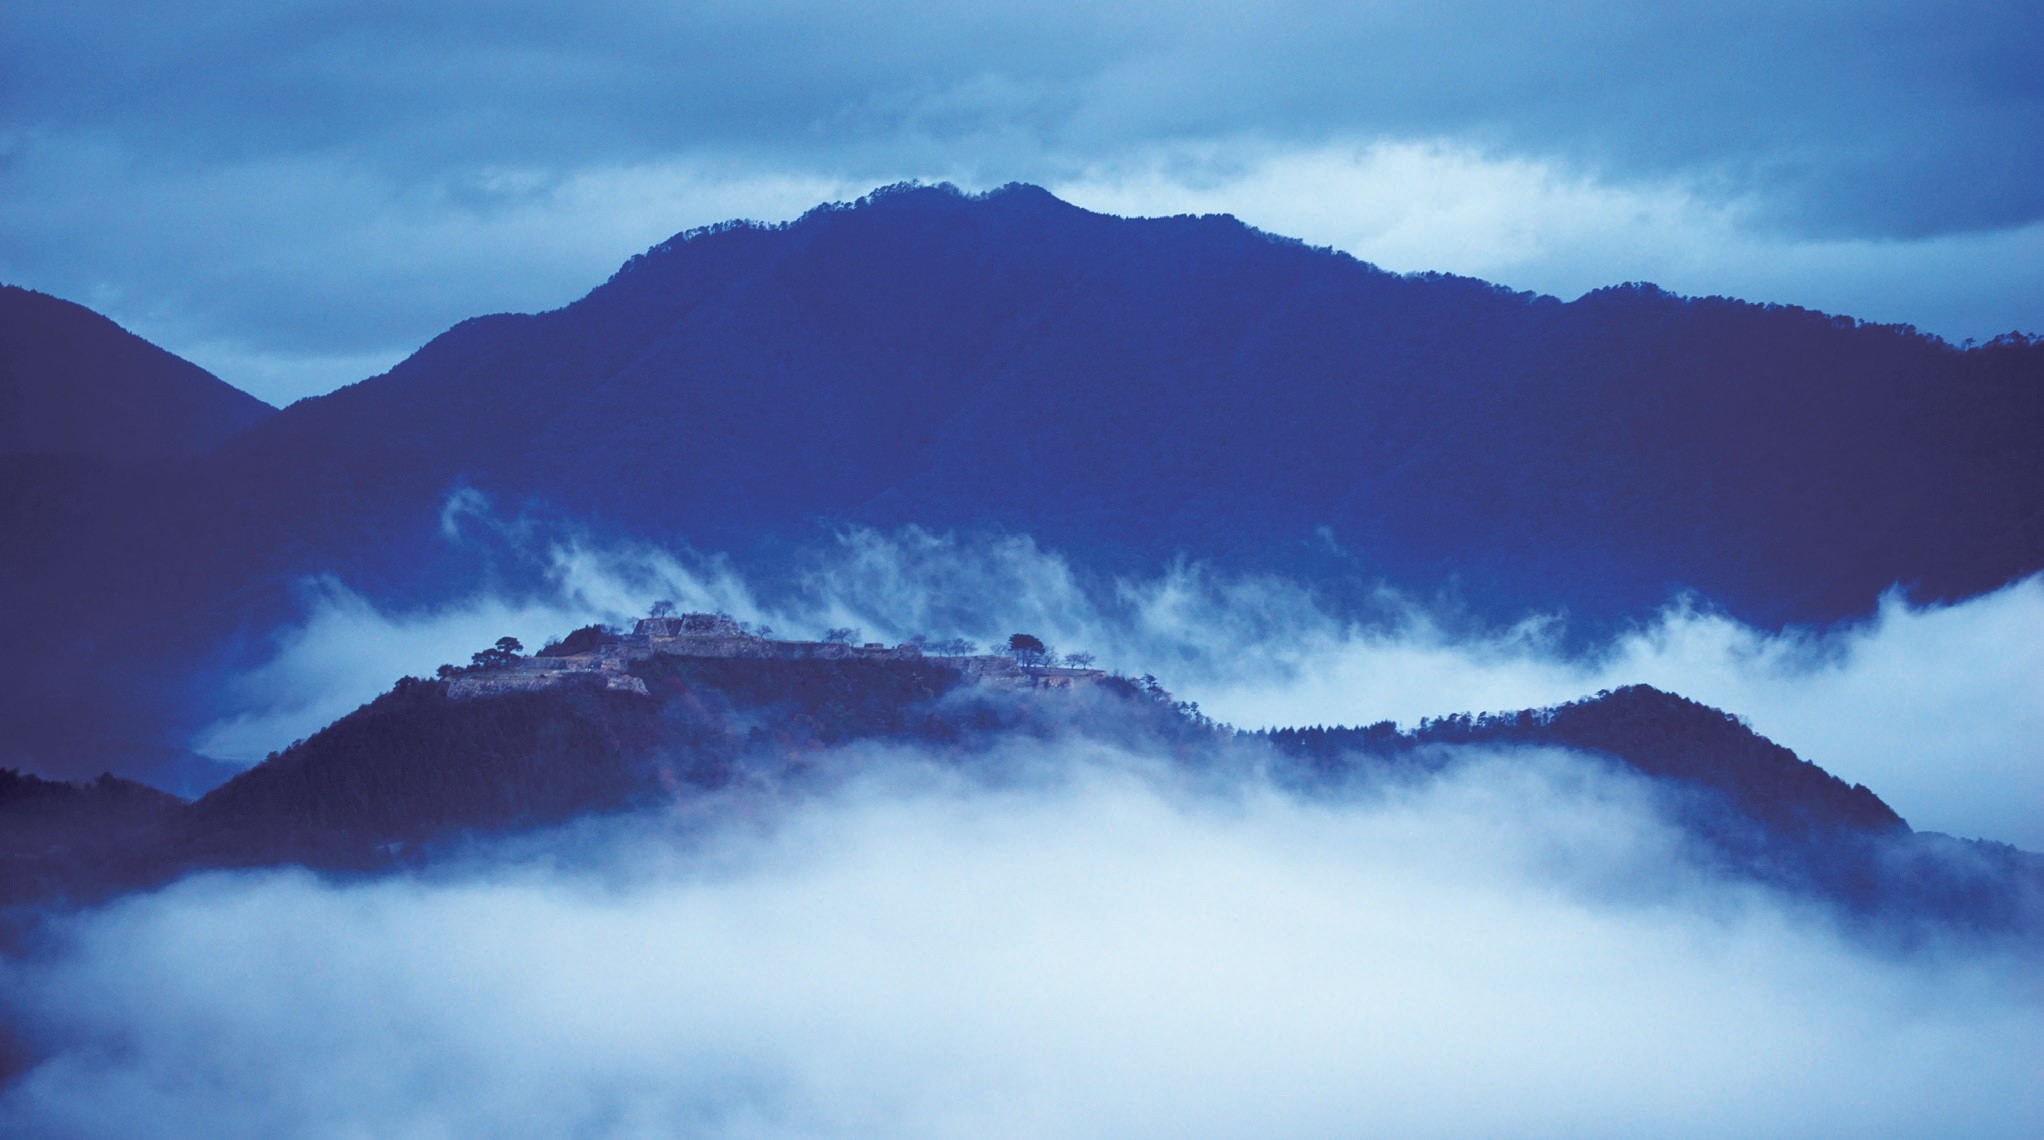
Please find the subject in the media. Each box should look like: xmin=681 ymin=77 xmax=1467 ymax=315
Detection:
xmin=2 ymin=739 xmax=2038 ymax=1137
xmin=4 ymin=521 xmax=2039 ymax=1135
xmin=194 ymin=525 xmax=2044 ymax=849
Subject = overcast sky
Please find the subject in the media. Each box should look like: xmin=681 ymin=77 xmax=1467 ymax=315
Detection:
xmin=3 ymin=1 xmax=2040 ymax=405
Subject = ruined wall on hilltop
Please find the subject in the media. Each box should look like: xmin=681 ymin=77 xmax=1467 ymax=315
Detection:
xmin=449 ymin=614 xmax=1106 ymax=699
xmin=447 ymin=671 xmax=648 ymax=699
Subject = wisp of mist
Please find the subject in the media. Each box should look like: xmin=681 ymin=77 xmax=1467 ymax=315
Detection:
xmin=196 ymin=525 xmax=2044 ymax=848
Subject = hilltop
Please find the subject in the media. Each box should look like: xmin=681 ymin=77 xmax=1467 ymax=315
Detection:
xmin=0 ymin=614 xmax=2034 ymax=943
xmin=441 ymin=611 xmax=1109 ymax=700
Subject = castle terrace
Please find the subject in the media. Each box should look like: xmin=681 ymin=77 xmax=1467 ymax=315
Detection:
xmin=446 ymin=613 xmax=1109 ymax=699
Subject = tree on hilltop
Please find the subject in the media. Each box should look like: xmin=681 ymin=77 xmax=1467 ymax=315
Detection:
xmin=1007 ymin=633 xmax=1050 ymax=666
xmin=470 ymin=636 xmax=524 ymax=669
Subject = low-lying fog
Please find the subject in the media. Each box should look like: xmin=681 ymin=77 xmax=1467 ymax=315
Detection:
xmin=197 ymin=523 xmax=2044 ymax=848
xmin=3 ymin=742 xmax=2037 ymax=1137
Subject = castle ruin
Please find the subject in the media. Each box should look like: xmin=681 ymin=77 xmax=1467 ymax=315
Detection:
xmin=445 ymin=612 xmax=1108 ymax=699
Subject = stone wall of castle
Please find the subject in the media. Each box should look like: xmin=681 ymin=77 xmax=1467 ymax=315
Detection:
xmin=446 ymin=670 xmax=649 ymax=699
xmin=445 ymin=614 xmax=1106 ymax=700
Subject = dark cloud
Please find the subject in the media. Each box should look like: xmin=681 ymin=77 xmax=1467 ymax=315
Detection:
xmin=7 ymin=1 xmax=2036 ymax=229
xmin=1 ymin=2 xmax=2039 ymax=398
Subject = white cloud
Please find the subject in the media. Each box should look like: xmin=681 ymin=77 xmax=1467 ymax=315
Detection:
xmin=1168 ymin=579 xmax=2044 ymax=848
xmin=191 ymin=541 xmax=766 ymax=761
xmin=3 ymin=748 xmax=2036 ymax=1136
xmin=1053 ymin=140 xmax=2044 ymax=341
xmin=195 ymin=525 xmax=2044 ymax=848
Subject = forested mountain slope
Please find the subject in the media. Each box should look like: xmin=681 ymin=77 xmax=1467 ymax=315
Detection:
xmin=216 ymin=184 xmax=2041 ymax=623
xmin=2 ymin=183 xmax=2038 ymax=779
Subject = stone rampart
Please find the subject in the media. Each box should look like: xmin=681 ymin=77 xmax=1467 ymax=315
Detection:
xmin=447 ymin=613 xmax=1107 ymax=700
xmin=447 ymin=670 xmax=648 ymax=699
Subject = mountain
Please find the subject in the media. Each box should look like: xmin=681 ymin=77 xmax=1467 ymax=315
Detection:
xmin=1 ymin=183 xmax=2039 ymax=780
xmin=0 ymin=286 xmax=273 ymax=460
xmin=2 ymin=650 xmax=2035 ymax=944
xmin=219 ymin=183 xmax=2040 ymax=621
xmin=1260 ymin=686 xmax=1986 ymax=922
xmin=1266 ymin=685 xmax=1906 ymax=837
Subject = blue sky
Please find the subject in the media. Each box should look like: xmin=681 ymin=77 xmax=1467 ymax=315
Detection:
xmin=3 ymin=1 xmax=2040 ymax=404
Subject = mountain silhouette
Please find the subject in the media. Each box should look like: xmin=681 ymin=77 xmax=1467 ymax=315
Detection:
xmin=1266 ymin=684 xmax=1906 ymax=836
xmin=3 ymin=663 xmax=2034 ymax=945
xmin=1 ymin=183 xmax=2039 ymax=780
xmin=0 ymin=286 xmax=272 ymax=460
xmin=223 ymin=183 xmax=2038 ymax=620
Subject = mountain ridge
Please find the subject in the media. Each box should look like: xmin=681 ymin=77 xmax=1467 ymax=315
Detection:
xmin=3 ymin=649 xmax=2035 ymax=948
xmin=203 ymin=182 xmax=2039 ymax=613
xmin=0 ymin=285 xmax=274 ymax=460
xmin=1 ymin=182 xmax=2038 ymax=781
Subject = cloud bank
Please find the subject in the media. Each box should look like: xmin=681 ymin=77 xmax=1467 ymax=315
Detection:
xmin=2 ymin=746 xmax=2037 ymax=1137
xmin=3 ymin=2 xmax=2039 ymax=399
xmin=196 ymin=527 xmax=2044 ymax=848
